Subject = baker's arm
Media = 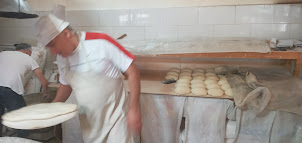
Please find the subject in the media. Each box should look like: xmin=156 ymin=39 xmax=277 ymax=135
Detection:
xmin=52 ymin=84 xmax=72 ymax=102
xmin=124 ymin=63 xmax=141 ymax=134
xmin=33 ymin=68 xmax=49 ymax=97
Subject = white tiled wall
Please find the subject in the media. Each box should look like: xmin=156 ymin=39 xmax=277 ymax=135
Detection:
xmin=0 ymin=4 xmax=302 ymax=44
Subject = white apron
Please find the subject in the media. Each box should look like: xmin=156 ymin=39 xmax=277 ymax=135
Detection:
xmin=64 ymin=44 xmax=133 ymax=143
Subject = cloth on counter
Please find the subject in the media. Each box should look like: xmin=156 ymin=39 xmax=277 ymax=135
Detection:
xmin=183 ymin=98 xmax=235 ymax=143
xmin=120 ymin=38 xmax=270 ymax=55
xmin=140 ymin=94 xmax=185 ymax=143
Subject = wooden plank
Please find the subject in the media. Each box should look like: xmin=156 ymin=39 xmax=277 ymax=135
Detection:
xmin=294 ymin=59 xmax=302 ymax=78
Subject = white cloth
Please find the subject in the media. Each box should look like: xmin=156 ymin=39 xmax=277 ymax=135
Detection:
xmin=0 ymin=51 xmax=39 ymax=95
xmin=57 ymin=32 xmax=134 ymax=85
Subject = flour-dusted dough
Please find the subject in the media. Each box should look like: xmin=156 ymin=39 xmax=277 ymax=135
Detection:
xmin=2 ymin=103 xmax=77 ymax=122
xmin=208 ymin=89 xmax=224 ymax=96
xmin=206 ymin=68 xmax=215 ymax=73
xmin=206 ymin=76 xmax=219 ymax=81
xmin=179 ymin=72 xmax=191 ymax=76
xmin=205 ymin=72 xmax=216 ymax=77
xmin=175 ymin=82 xmax=191 ymax=87
xmin=191 ymin=88 xmax=207 ymax=96
xmin=165 ymin=75 xmax=179 ymax=80
xmin=219 ymin=76 xmax=227 ymax=81
xmin=175 ymin=87 xmax=191 ymax=94
xmin=191 ymin=79 xmax=204 ymax=84
xmin=170 ymin=68 xmax=180 ymax=73
xmin=205 ymin=79 xmax=218 ymax=85
xmin=193 ymin=75 xmax=205 ymax=80
xmin=221 ymin=84 xmax=231 ymax=90
xmin=179 ymin=75 xmax=192 ymax=80
xmin=194 ymin=68 xmax=205 ymax=73
xmin=192 ymin=72 xmax=205 ymax=77
xmin=181 ymin=68 xmax=193 ymax=73
xmin=177 ymin=78 xmax=191 ymax=83
xmin=206 ymin=83 xmax=222 ymax=89
xmin=191 ymin=83 xmax=206 ymax=88
xmin=218 ymin=80 xmax=228 ymax=85
xmin=167 ymin=71 xmax=179 ymax=76
xmin=225 ymin=88 xmax=233 ymax=97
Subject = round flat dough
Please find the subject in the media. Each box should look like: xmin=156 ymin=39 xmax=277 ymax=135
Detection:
xmin=191 ymin=79 xmax=204 ymax=84
xmin=194 ymin=68 xmax=205 ymax=73
xmin=192 ymin=72 xmax=205 ymax=77
xmin=179 ymin=75 xmax=192 ymax=80
xmin=191 ymin=88 xmax=207 ymax=96
xmin=221 ymin=84 xmax=231 ymax=90
xmin=193 ymin=75 xmax=205 ymax=80
xmin=177 ymin=78 xmax=191 ymax=83
xmin=206 ymin=68 xmax=215 ymax=73
xmin=205 ymin=79 xmax=218 ymax=85
xmin=206 ymin=76 xmax=219 ymax=81
xmin=170 ymin=68 xmax=180 ymax=73
xmin=205 ymin=72 xmax=216 ymax=77
xmin=191 ymin=83 xmax=206 ymax=88
xmin=225 ymin=88 xmax=233 ymax=97
xmin=218 ymin=80 xmax=228 ymax=85
xmin=2 ymin=111 xmax=77 ymax=130
xmin=179 ymin=72 xmax=191 ymax=76
xmin=2 ymin=103 xmax=77 ymax=122
xmin=175 ymin=87 xmax=191 ymax=94
xmin=175 ymin=82 xmax=190 ymax=87
xmin=167 ymin=71 xmax=179 ymax=76
xmin=208 ymin=89 xmax=224 ymax=97
xmin=206 ymin=83 xmax=222 ymax=89
xmin=165 ymin=75 xmax=178 ymax=80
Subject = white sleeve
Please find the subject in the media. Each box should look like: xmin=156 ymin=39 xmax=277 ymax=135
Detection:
xmin=56 ymin=56 xmax=69 ymax=85
xmin=30 ymin=58 xmax=39 ymax=71
xmin=102 ymin=36 xmax=135 ymax=72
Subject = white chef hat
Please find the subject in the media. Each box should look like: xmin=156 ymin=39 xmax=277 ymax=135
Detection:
xmin=35 ymin=14 xmax=69 ymax=47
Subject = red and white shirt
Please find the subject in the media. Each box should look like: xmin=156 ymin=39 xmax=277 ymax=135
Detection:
xmin=57 ymin=32 xmax=134 ymax=85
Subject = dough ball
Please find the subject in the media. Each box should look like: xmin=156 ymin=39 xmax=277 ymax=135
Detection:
xmin=191 ymin=83 xmax=206 ymax=88
xmin=194 ymin=68 xmax=205 ymax=73
xmin=205 ymin=72 xmax=216 ymax=77
xmin=193 ymin=75 xmax=205 ymax=80
xmin=179 ymin=75 xmax=192 ymax=80
xmin=175 ymin=82 xmax=190 ymax=88
xmin=218 ymin=80 xmax=228 ymax=85
xmin=225 ymin=88 xmax=233 ymax=97
xmin=177 ymin=78 xmax=191 ymax=83
xmin=219 ymin=76 xmax=227 ymax=81
xmin=206 ymin=68 xmax=215 ymax=73
xmin=175 ymin=87 xmax=191 ymax=94
xmin=165 ymin=75 xmax=178 ymax=80
xmin=221 ymin=84 xmax=231 ymax=90
xmin=208 ymin=89 xmax=224 ymax=97
xmin=206 ymin=83 xmax=221 ymax=89
xmin=167 ymin=71 xmax=179 ymax=76
xmin=206 ymin=76 xmax=219 ymax=81
xmin=191 ymin=79 xmax=204 ymax=84
xmin=181 ymin=68 xmax=193 ymax=73
xmin=191 ymin=88 xmax=207 ymax=96
xmin=205 ymin=79 xmax=218 ymax=85
xmin=192 ymin=72 xmax=205 ymax=77
xmin=170 ymin=68 xmax=180 ymax=73
xmin=179 ymin=72 xmax=191 ymax=76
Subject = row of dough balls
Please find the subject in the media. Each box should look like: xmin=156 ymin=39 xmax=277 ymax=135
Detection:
xmin=173 ymin=68 xmax=232 ymax=97
xmin=165 ymin=68 xmax=216 ymax=81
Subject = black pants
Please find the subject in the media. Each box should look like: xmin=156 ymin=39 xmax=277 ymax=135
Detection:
xmin=0 ymin=86 xmax=27 ymax=137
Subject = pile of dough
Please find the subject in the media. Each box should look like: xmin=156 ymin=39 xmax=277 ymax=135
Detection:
xmin=208 ymin=89 xmax=224 ymax=96
xmin=181 ymin=68 xmax=193 ymax=73
xmin=165 ymin=68 xmax=180 ymax=80
xmin=191 ymin=80 xmax=207 ymax=96
xmin=191 ymin=88 xmax=207 ymax=96
xmin=194 ymin=68 xmax=205 ymax=73
xmin=174 ymin=79 xmax=191 ymax=94
xmin=178 ymin=68 xmax=193 ymax=81
xmin=218 ymin=76 xmax=233 ymax=97
xmin=206 ymin=68 xmax=215 ymax=73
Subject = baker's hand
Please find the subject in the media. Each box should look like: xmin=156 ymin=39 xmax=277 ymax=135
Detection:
xmin=127 ymin=107 xmax=142 ymax=135
xmin=42 ymin=86 xmax=51 ymax=99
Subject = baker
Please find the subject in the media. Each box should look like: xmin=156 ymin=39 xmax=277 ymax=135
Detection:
xmin=35 ymin=14 xmax=141 ymax=143
xmin=0 ymin=43 xmax=49 ymax=137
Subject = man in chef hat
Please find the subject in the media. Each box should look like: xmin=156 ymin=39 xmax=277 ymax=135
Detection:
xmin=35 ymin=14 xmax=141 ymax=143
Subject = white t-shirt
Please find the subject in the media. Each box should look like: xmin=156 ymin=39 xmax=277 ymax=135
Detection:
xmin=0 ymin=51 xmax=39 ymax=95
xmin=57 ymin=32 xmax=134 ymax=85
